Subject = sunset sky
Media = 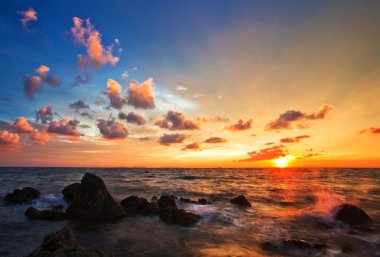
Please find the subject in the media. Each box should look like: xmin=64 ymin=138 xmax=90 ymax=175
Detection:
xmin=0 ymin=0 xmax=379 ymax=167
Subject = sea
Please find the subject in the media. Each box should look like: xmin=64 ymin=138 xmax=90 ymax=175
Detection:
xmin=0 ymin=167 xmax=379 ymax=257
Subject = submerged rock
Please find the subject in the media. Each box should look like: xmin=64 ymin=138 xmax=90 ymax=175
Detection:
xmin=26 ymin=227 xmax=114 ymax=257
xmin=157 ymin=195 xmax=177 ymax=209
xmin=66 ymin=173 xmax=125 ymax=220
xmin=4 ymin=187 xmax=40 ymax=204
xmin=334 ymin=204 xmax=372 ymax=227
xmin=230 ymin=195 xmax=251 ymax=207
xmin=62 ymin=183 xmax=80 ymax=201
xmin=159 ymin=207 xmax=200 ymax=226
xmin=25 ymin=207 xmax=66 ymax=221
xmin=120 ymin=196 xmax=149 ymax=214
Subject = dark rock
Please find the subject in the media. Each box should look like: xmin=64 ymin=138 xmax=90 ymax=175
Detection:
xmin=25 ymin=207 xmax=66 ymax=221
xmin=179 ymin=197 xmax=197 ymax=204
xmin=334 ymin=204 xmax=372 ymax=227
xmin=151 ymin=196 xmax=158 ymax=201
xmin=52 ymin=204 xmax=64 ymax=210
xmin=62 ymin=183 xmax=80 ymax=201
xmin=261 ymin=242 xmax=281 ymax=252
xmin=140 ymin=202 xmax=159 ymax=216
xmin=157 ymin=195 xmax=177 ymax=209
xmin=283 ymin=239 xmax=313 ymax=250
xmin=41 ymin=227 xmax=74 ymax=252
xmin=66 ymin=173 xmax=125 ymax=220
xmin=159 ymin=207 xmax=200 ymax=226
xmin=230 ymin=195 xmax=251 ymax=207
xmin=198 ymin=198 xmax=208 ymax=205
xmin=4 ymin=187 xmax=40 ymax=204
xmin=120 ymin=196 xmax=149 ymax=214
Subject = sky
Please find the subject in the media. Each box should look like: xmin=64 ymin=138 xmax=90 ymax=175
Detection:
xmin=0 ymin=0 xmax=379 ymax=168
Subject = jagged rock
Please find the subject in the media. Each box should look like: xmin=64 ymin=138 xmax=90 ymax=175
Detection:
xmin=334 ymin=204 xmax=372 ymax=227
xmin=66 ymin=173 xmax=125 ymax=220
xmin=4 ymin=187 xmax=40 ymax=204
xmin=230 ymin=195 xmax=251 ymax=207
xmin=140 ymin=202 xmax=159 ymax=216
xmin=62 ymin=183 xmax=80 ymax=201
xmin=25 ymin=207 xmax=66 ymax=221
xmin=157 ymin=195 xmax=177 ymax=209
xmin=159 ymin=207 xmax=200 ymax=226
xmin=120 ymin=196 xmax=149 ymax=214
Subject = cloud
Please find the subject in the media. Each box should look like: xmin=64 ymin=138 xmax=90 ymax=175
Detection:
xmin=182 ymin=142 xmax=202 ymax=151
xmin=0 ymin=130 xmax=20 ymax=144
xmin=266 ymin=104 xmax=334 ymax=131
xmin=106 ymin=79 xmax=125 ymax=109
xmin=225 ymin=118 xmax=253 ymax=131
xmin=196 ymin=115 xmax=230 ymax=123
xmin=69 ymin=100 xmax=90 ymax=111
xmin=35 ymin=65 xmax=61 ymax=87
xmin=280 ymin=135 xmax=311 ymax=143
xmin=71 ymin=17 xmax=119 ymax=68
xmin=47 ymin=118 xmax=81 ymax=138
xmin=118 ymin=112 xmax=146 ymax=125
xmin=23 ymin=75 xmax=42 ymax=100
xmin=97 ymin=118 xmax=128 ymax=139
xmin=11 ymin=117 xmax=34 ymax=134
xmin=71 ymin=73 xmax=92 ymax=87
xmin=36 ymin=106 xmax=54 ymax=123
xmin=30 ymin=130 xmax=50 ymax=144
xmin=204 ymin=137 xmax=227 ymax=143
xmin=80 ymin=112 xmax=93 ymax=119
xmin=176 ymin=85 xmax=188 ymax=91
xmin=360 ymin=127 xmax=380 ymax=134
xmin=127 ymin=78 xmax=155 ymax=109
xmin=240 ymin=145 xmax=287 ymax=162
xmin=158 ymin=133 xmax=187 ymax=145
xmin=18 ymin=8 xmax=37 ymax=30
xmin=155 ymin=110 xmax=200 ymax=130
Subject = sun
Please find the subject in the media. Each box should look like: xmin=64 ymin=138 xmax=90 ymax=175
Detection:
xmin=274 ymin=157 xmax=289 ymax=168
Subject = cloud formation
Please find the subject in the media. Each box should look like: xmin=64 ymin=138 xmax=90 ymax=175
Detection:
xmin=0 ymin=130 xmax=20 ymax=145
xmin=11 ymin=117 xmax=34 ymax=134
xmin=69 ymin=100 xmax=90 ymax=111
xmin=196 ymin=115 xmax=230 ymax=123
xmin=360 ymin=127 xmax=380 ymax=134
xmin=155 ymin=111 xmax=200 ymax=130
xmin=71 ymin=73 xmax=92 ymax=87
xmin=36 ymin=106 xmax=54 ymax=123
xmin=204 ymin=137 xmax=227 ymax=143
xmin=280 ymin=135 xmax=311 ymax=143
xmin=127 ymin=78 xmax=155 ymax=109
xmin=47 ymin=118 xmax=81 ymax=137
xmin=18 ymin=8 xmax=37 ymax=30
xmin=266 ymin=104 xmax=334 ymax=131
xmin=30 ymin=130 xmax=50 ymax=144
xmin=97 ymin=118 xmax=128 ymax=139
xmin=118 ymin=112 xmax=146 ymax=126
xmin=158 ymin=133 xmax=187 ymax=145
xmin=106 ymin=79 xmax=125 ymax=109
xmin=225 ymin=119 xmax=253 ymax=131
xmin=182 ymin=142 xmax=202 ymax=151
xmin=23 ymin=65 xmax=61 ymax=100
xmin=36 ymin=65 xmax=61 ymax=87
xmin=240 ymin=145 xmax=287 ymax=162
xmin=71 ymin=17 xmax=119 ymax=68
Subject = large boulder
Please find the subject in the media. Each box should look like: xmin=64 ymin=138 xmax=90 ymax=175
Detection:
xmin=120 ymin=196 xmax=149 ymax=214
xmin=66 ymin=173 xmax=125 ymax=220
xmin=4 ymin=187 xmax=40 ymax=204
xmin=157 ymin=195 xmax=177 ymax=209
xmin=230 ymin=195 xmax=251 ymax=207
xmin=26 ymin=227 xmax=114 ymax=257
xmin=62 ymin=183 xmax=80 ymax=201
xmin=25 ymin=207 xmax=66 ymax=221
xmin=334 ymin=204 xmax=372 ymax=227
xmin=159 ymin=207 xmax=200 ymax=226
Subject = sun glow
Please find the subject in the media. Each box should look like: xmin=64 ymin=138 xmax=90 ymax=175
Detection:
xmin=274 ymin=157 xmax=289 ymax=168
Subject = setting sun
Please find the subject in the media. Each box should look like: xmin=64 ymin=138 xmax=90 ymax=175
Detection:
xmin=274 ymin=157 xmax=289 ymax=168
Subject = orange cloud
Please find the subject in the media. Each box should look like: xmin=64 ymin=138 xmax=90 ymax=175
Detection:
xmin=155 ymin=110 xmax=200 ymax=130
xmin=0 ymin=130 xmax=20 ymax=144
xmin=71 ymin=17 xmax=119 ymax=68
xmin=11 ymin=117 xmax=35 ymax=134
xmin=97 ymin=118 xmax=128 ymax=140
xmin=158 ymin=133 xmax=187 ymax=145
xmin=360 ymin=127 xmax=380 ymax=134
xmin=240 ymin=145 xmax=287 ymax=162
xmin=196 ymin=115 xmax=230 ymax=123
xmin=225 ymin=118 xmax=253 ymax=131
xmin=18 ymin=8 xmax=37 ymax=30
xmin=182 ymin=142 xmax=202 ymax=151
xmin=47 ymin=118 xmax=81 ymax=138
xmin=127 ymin=78 xmax=155 ymax=109
xmin=106 ymin=79 xmax=125 ymax=109
xmin=204 ymin=137 xmax=227 ymax=143
xmin=30 ymin=130 xmax=50 ymax=144
xmin=280 ymin=135 xmax=311 ymax=143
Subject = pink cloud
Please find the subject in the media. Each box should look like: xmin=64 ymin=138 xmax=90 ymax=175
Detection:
xmin=30 ymin=130 xmax=50 ymax=144
xmin=127 ymin=78 xmax=155 ymax=109
xmin=158 ymin=133 xmax=187 ymax=145
xmin=105 ymin=79 xmax=125 ymax=109
xmin=47 ymin=118 xmax=81 ymax=139
xmin=0 ymin=130 xmax=20 ymax=145
xmin=11 ymin=117 xmax=35 ymax=134
xmin=18 ymin=8 xmax=37 ymax=30
xmin=97 ymin=118 xmax=128 ymax=139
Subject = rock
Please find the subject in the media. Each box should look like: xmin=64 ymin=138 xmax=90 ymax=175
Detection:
xmin=26 ymin=227 xmax=114 ymax=257
xmin=25 ymin=207 xmax=66 ymax=221
xmin=230 ymin=195 xmax=251 ymax=207
xmin=62 ymin=183 xmax=80 ymax=201
xmin=52 ymin=204 xmax=64 ymax=210
xmin=120 ymin=196 xmax=149 ymax=214
xmin=334 ymin=204 xmax=372 ymax=227
xmin=179 ymin=198 xmax=197 ymax=204
xmin=151 ymin=196 xmax=158 ymax=201
xmin=157 ymin=195 xmax=177 ymax=209
xmin=261 ymin=242 xmax=281 ymax=252
xmin=198 ymin=198 xmax=208 ymax=205
xmin=140 ymin=202 xmax=159 ymax=216
xmin=4 ymin=187 xmax=40 ymax=204
xmin=66 ymin=173 xmax=125 ymax=220
xmin=159 ymin=207 xmax=200 ymax=226
xmin=283 ymin=239 xmax=313 ymax=250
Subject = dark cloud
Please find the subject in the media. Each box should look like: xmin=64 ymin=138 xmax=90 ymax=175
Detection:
xmin=204 ymin=137 xmax=227 ymax=143
xmin=280 ymin=135 xmax=311 ymax=143
xmin=23 ymin=75 xmax=42 ymax=100
xmin=36 ymin=65 xmax=61 ymax=87
xmin=182 ymin=142 xmax=202 ymax=151
xmin=47 ymin=118 xmax=81 ymax=137
xmin=360 ymin=127 xmax=380 ymax=134
xmin=127 ymin=78 xmax=155 ymax=109
xmin=69 ymin=100 xmax=90 ymax=111
xmin=239 ymin=145 xmax=287 ymax=162
xmin=80 ymin=112 xmax=93 ymax=119
xmin=158 ymin=133 xmax=187 ymax=145
xmin=97 ymin=118 xmax=128 ymax=139
xmin=118 ymin=112 xmax=146 ymax=126
xmin=266 ymin=104 xmax=334 ymax=131
xmin=36 ymin=106 xmax=54 ymax=123
xmin=79 ymin=124 xmax=91 ymax=129
xmin=225 ymin=119 xmax=253 ymax=131
xmin=155 ymin=110 xmax=200 ymax=130
xmin=71 ymin=73 xmax=92 ymax=87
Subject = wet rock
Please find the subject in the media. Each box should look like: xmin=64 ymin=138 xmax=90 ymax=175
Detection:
xmin=120 ymin=196 xmax=149 ymax=214
xmin=157 ymin=195 xmax=177 ymax=209
xmin=4 ymin=187 xmax=40 ymax=204
xmin=197 ymin=198 xmax=209 ymax=205
xmin=25 ymin=207 xmax=66 ymax=221
xmin=159 ymin=207 xmax=200 ymax=226
xmin=66 ymin=173 xmax=125 ymax=220
xmin=140 ymin=202 xmax=159 ymax=216
xmin=230 ymin=195 xmax=251 ymax=207
xmin=62 ymin=183 xmax=80 ymax=201
xmin=26 ymin=227 xmax=114 ymax=257
xmin=334 ymin=204 xmax=372 ymax=227
xmin=179 ymin=197 xmax=197 ymax=204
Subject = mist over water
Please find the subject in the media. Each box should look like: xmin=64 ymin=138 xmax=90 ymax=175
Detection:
xmin=0 ymin=168 xmax=379 ymax=257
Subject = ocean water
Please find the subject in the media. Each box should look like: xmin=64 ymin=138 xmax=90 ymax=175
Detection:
xmin=0 ymin=168 xmax=379 ymax=257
